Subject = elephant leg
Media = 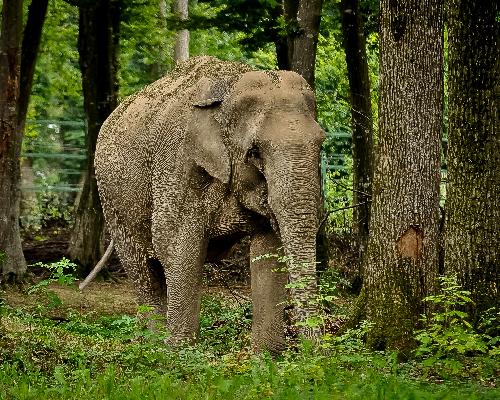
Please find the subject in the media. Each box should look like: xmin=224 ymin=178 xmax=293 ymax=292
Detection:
xmin=111 ymin=226 xmax=168 ymax=316
xmin=250 ymin=231 xmax=288 ymax=353
xmin=153 ymin=222 xmax=206 ymax=344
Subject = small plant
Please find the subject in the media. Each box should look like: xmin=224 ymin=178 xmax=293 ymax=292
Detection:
xmin=27 ymin=258 xmax=77 ymax=311
xmin=414 ymin=275 xmax=495 ymax=377
xmin=28 ymin=257 xmax=78 ymax=294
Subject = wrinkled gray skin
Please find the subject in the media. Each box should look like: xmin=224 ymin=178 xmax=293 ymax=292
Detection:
xmin=95 ymin=56 xmax=325 ymax=353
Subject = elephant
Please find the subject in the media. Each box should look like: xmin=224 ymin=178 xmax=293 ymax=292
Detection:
xmin=94 ymin=56 xmax=325 ymax=353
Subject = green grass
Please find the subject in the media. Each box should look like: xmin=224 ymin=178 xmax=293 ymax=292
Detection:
xmin=0 ymin=280 xmax=498 ymax=400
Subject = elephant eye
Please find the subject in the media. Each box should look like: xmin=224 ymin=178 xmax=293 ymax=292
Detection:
xmin=247 ymin=145 xmax=260 ymax=160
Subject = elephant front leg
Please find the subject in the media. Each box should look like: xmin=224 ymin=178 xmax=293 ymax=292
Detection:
xmin=250 ymin=231 xmax=288 ymax=353
xmin=154 ymin=223 xmax=206 ymax=344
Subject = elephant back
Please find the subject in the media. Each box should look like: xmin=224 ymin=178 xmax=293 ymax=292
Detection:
xmin=97 ymin=56 xmax=253 ymax=156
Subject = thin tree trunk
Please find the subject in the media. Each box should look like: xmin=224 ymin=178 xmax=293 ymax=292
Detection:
xmin=69 ymin=0 xmax=120 ymax=274
xmin=17 ymin=0 xmax=49 ymax=220
xmin=444 ymin=0 xmax=499 ymax=322
xmin=18 ymin=0 xmax=49 ymax=130
xmin=272 ymin=1 xmax=290 ymax=70
xmin=285 ymin=0 xmax=323 ymax=88
xmin=149 ymin=0 xmax=168 ymax=79
xmin=173 ymin=0 xmax=189 ymax=62
xmin=364 ymin=0 xmax=444 ymax=351
xmin=0 ymin=0 xmax=26 ymax=277
xmin=340 ymin=0 xmax=374 ymax=280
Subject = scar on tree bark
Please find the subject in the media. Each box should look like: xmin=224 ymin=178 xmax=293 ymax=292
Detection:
xmin=396 ymin=226 xmax=423 ymax=261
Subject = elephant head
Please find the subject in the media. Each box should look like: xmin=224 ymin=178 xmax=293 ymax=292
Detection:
xmin=188 ymin=70 xmax=325 ymax=330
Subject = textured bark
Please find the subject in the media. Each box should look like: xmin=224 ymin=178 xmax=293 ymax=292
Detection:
xmin=364 ymin=0 xmax=444 ymax=351
xmin=340 ymin=0 xmax=374 ymax=274
xmin=444 ymin=0 xmax=499 ymax=321
xmin=284 ymin=0 xmax=323 ymax=88
xmin=69 ymin=0 xmax=120 ymax=274
xmin=0 ymin=0 xmax=26 ymax=277
xmin=173 ymin=0 xmax=189 ymax=62
xmin=18 ymin=0 xmax=49 ymax=130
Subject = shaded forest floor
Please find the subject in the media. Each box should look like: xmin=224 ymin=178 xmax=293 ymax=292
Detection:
xmin=1 ymin=271 xmax=499 ymax=399
xmin=0 ymin=229 xmax=497 ymax=399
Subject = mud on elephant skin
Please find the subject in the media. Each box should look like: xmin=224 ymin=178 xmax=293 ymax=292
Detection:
xmin=94 ymin=56 xmax=325 ymax=353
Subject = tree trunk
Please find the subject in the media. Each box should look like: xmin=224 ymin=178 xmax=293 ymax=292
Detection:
xmin=284 ymin=0 xmax=323 ymax=88
xmin=0 ymin=0 xmax=26 ymax=277
xmin=173 ymin=0 xmax=189 ymax=62
xmin=272 ymin=1 xmax=290 ymax=70
xmin=340 ymin=0 xmax=374 ymax=280
xmin=69 ymin=0 xmax=120 ymax=274
xmin=149 ymin=0 xmax=168 ymax=79
xmin=18 ymin=0 xmax=49 ymax=130
xmin=444 ymin=0 xmax=499 ymax=322
xmin=18 ymin=0 xmax=49 ymax=219
xmin=363 ymin=0 xmax=444 ymax=351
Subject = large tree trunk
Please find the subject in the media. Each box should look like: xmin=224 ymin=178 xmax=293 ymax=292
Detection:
xmin=284 ymin=0 xmax=323 ymax=88
xmin=444 ymin=0 xmax=499 ymax=322
xmin=173 ymin=0 xmax=189 ymax=62
xmin=340 ymin=0 xmax=374 ymax=279
xmin=0 ymin=0 xmax=25 ymax=277
xmin=69 ymin=0 xmax=120 ymax=274
xmin=363 ymin=0 xmax=444 ymax=351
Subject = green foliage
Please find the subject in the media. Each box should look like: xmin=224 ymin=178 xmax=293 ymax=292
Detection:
xmin=199 ymin=294 xmax=252 ymax=354
xmin=25 ymin=258 xmax=78 ymax=311
xmin=0 ymin=250 xmax=5 ymax=267
xmin=28 ymin=258 xmax=78 ymax=294
xmin=414 ymin=275 xmax=499 ymax=378
xmin=29 ymin=0 xmax=82 ymax=120
xmin=194 ymin=0 xmax=283 ymax=55
xmin=1 ymin=274 xmax=499 ymax=399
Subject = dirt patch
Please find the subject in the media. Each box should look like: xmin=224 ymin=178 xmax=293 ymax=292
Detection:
xmin=3 ymin=276 xmax=251 ymax=319
xmin=3 ymin=279 xmax=138 ymax=316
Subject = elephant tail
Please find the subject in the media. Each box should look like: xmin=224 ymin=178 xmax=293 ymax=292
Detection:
xmin=78 ymin=239 xmax=114 ymax=291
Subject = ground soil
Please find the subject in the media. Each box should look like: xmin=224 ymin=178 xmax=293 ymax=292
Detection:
xmin=4 ymin=227 xmax=251 ymax=317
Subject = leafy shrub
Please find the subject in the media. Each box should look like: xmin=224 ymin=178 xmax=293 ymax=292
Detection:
xmin=415 ymin=275 xmax=499 ymax=378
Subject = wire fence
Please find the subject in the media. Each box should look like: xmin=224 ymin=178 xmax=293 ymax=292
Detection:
xmin=21 ymin=119 xmax=448 ymax=195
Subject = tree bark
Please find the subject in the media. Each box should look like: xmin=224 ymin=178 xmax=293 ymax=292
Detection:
xmin=18 ymin=0 xmax=49 ymax=130
xmin=444 ymin=0 xmax=499 ymax=322
xmin=173 ymin=0 xmax=189 ymax=62
xmin=0 ymin=0 xmax=26 ymax=277
xmin=284 ymin=0 xmax=323 ymax=88
xmin=364 ymin=0 xmax=444 ymax=351
xmin=340 ymin=0 xmax=374 ymax=279
xmin=69 ymin=0 xmax=120 ymax=274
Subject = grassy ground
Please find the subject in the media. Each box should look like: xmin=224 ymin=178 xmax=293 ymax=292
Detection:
xmin=0 ymin=273 xmax=498 ymax=400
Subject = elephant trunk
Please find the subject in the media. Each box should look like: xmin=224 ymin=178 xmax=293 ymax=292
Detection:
xmin=267 ymin=151 xmax=322 ymax=337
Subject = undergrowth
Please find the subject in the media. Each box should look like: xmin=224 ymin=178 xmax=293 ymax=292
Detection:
xmin=0 ymin=262 xmax=498 ymax=399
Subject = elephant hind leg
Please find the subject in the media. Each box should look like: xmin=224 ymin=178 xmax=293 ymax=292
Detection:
xmin=112 ymin=228 xmax=168 ymax=316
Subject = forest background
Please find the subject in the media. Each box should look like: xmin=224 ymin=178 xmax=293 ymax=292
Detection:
xmin=0 ymin=0 xmax=499 ymax=398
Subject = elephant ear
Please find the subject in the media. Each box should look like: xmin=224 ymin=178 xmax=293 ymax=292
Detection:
xmin=186 ymin=78 xmax=233 ymax=184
